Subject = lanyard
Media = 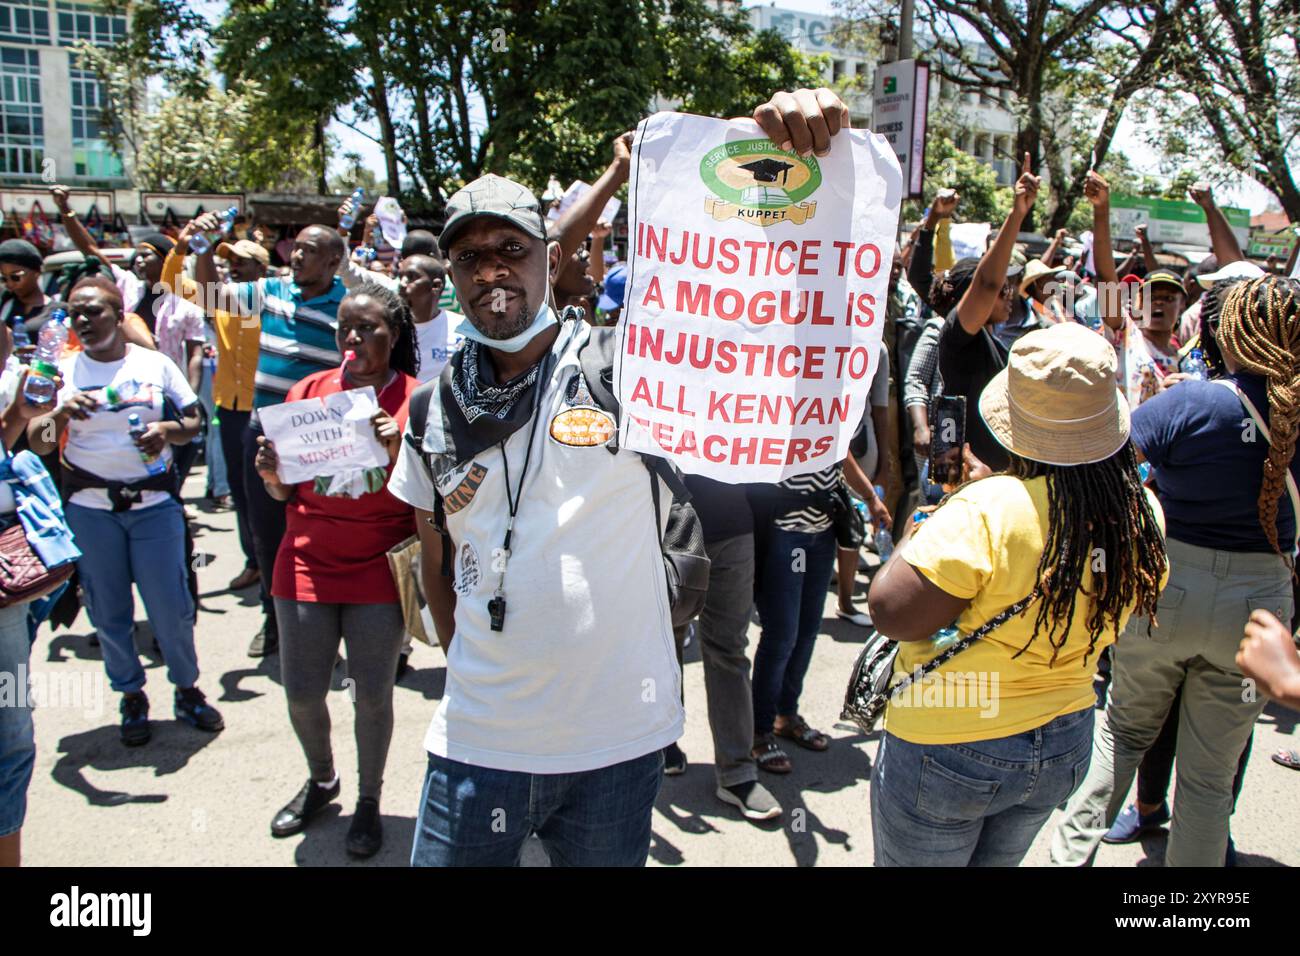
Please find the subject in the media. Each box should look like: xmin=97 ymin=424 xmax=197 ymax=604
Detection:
xmin=488 ymin=369 xmax=547 ymax=632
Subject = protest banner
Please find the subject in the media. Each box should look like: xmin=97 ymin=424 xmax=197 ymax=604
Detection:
xmin=615 ymin=111 xmax=902 ymax=483
xmin=257 ymin=386 xmax=388 ymax=485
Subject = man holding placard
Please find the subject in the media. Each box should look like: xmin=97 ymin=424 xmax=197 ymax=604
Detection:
xmin=392 ymin=86 xmax=898 ymax=866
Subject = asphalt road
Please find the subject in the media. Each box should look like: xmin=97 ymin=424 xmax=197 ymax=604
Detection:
xmin=20 ymin=467 xmax=1299 ymax=867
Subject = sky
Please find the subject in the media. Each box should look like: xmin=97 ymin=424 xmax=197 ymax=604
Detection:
xmin=322 ymin=0 xmax=1278 ymax=214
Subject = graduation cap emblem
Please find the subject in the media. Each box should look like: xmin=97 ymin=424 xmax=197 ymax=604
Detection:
xmin=699 ymin=138 xmax=821 ymax=226
xmin=738 ymin=158 xmax=795 ymax=185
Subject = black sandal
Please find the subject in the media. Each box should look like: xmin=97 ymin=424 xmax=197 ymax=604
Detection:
xmin=752 ymin=734 xmax=792 ymax=774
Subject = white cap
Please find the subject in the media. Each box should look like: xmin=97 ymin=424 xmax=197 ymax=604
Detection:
xmin=1198 ymin=260 xmax=1265 ymax=290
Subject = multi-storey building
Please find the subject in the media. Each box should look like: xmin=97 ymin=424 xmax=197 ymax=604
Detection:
xmin=746 ymin=2 xmax=1020 ymax=185
xmin=0 ymin=0 xmax=126 ymax=189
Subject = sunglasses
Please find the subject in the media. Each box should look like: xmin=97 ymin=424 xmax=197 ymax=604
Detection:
xmin=1 ymin=270 xmax=29 ymax=284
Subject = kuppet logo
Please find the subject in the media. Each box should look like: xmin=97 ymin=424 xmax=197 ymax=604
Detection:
xmin=884 ymin=76 xmax=897 ymax=95
xmin=699 ymin=139 xmax=821 ymax=227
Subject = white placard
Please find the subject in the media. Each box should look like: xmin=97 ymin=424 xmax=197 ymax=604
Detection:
xmin=615 ymin=111 xmax=902 ymax=483
xmin=548 ymin=180 xmax=621 ymax=224
xmin=257 ymin=386 xmax=387 ymax=484
xmin=948 ymin=222 xmax=992 ymax=261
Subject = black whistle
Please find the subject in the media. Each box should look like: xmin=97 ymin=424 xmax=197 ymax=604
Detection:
xmin=488 ymin=594 xmax=506 ymax=632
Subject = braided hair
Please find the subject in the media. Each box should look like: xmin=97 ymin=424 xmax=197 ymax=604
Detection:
xmin=1003 ymin=443 xmax=1168 ymax=666
xmin=1216 ymin=275 xmax=1300 ymax=562
xmin=342 ymin=280 xmax=420 ymax=380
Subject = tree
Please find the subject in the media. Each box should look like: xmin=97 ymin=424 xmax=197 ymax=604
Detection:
xmin=839 ymin=0 xmax=1122 ymax=221
xmin=328 ymin=151 xmax=382 ymax=195
xmin=917 ymin=126 xmax=1012 ymax=223
xmin=1040 ymin=0 xmax=1189 ymax=231
xmin=1143 ymin=0 xmax=1300 ymax=222
xmin=215 ymin=0 xmax=358 ymax=195
xmin=331 ymin=0 xmax=826 ymax=208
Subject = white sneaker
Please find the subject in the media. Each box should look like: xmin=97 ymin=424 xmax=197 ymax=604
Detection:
xmin=837 ymin=608 xmax=872 ymax=627
xmin=716 ymin=781 xmax=783 ymax=821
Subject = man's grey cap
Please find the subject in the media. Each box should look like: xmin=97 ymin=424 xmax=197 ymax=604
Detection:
xmin=439 ymin=174 xmax=547 ymax=255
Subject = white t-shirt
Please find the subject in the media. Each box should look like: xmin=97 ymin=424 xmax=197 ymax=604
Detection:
xmin=388 ymin=319 xmax=684 ymax=774
xmin=58 ymin=344 xmax=199 ymax=510
xmin=413 ymin=310 xmax=465 ymax=384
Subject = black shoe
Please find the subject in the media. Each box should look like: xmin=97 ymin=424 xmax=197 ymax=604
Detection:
xmin=174 ymin=687 xmax=224 ymax=732
xmin=248 ymin=625 xmax=279 ymax=658
xmin=663 ymin=742 xmax=687 ymax=776
xmin=271 ymin=777 xmax=340 ymax=838
xmin=346 ymin=797 xmax=383 ymax=858
xmin=119 ymin=691 xmax=150 ymax=746
xmin=395 ymin=652 xmax=410 ymax=682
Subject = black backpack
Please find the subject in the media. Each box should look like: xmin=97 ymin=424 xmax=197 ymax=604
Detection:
xmin=405 ymin=326 xmax=710 ymax=629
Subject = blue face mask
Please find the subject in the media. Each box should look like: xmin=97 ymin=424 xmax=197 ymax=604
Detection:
xmin=455 ymin=298 xmax=557 ymax=353
xmin=455 ymin=249 xmax=559 ymax=353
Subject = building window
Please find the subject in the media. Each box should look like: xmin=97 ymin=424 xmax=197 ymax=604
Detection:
xmin=0 ymin=46 xmax=42 ymax=176
xmin=0 ymin=1 xmax=51 ymax=45
xmin=56 ymin=2 xmax=125 ymax=47
xmin=70 ymin=62 xmax=121 ymax=178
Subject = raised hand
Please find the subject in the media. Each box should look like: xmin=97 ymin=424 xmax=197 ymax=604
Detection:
xmin=49 ymin=185 xmax=71 ymax=214
xmin=932 ymin=190 xmax=959 ymax=218
xmin=1012 ymin=152 xmax=1041 ymax=219
xmin=1188 ymin=181 xmax=1213 ymax=208
xmin=1083 ymin=170 xmax=1110 ymax=208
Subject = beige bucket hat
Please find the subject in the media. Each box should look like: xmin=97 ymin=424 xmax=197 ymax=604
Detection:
xmin=979 ymin=323 xmax=1130 ymax=466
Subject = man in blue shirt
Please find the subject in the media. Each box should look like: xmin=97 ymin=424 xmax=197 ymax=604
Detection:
xmin=194 ymin=223 xmax=346 ymax=656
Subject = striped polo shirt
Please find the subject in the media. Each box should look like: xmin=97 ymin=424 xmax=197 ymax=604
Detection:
xmin=239 ymin=276 xmax=345 ymax=408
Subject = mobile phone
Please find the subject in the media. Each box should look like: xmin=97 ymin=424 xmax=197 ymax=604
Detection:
xmin=929 ymin=395 xmax=967 ymax=488
xmin=937 ymin=188 xmax=957 ymax=201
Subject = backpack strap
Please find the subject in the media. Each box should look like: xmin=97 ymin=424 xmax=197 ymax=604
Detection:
xmin=404 ymin=380 xmax=453 ymax=577
xmin=576 ymin=324 xmax=695 ymax=504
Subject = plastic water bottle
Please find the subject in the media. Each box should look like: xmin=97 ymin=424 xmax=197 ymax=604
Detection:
xmin=873 ymin=484 xmax=894 ymax=562
xmin=22 ymin=308 xmax=69 ymax=405
xmin=338 ymin=188 xmax=365 ymax=230
xmin=127 ymin=412 xmax=167 ymax=476
xmin=1180 ymin=347 xmax=1209 ymax=381
xmin=188 ymin=205 xmax=239 ymax=255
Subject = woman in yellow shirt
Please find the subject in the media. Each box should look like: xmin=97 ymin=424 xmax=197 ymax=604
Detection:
xmin=867 ymin=322 xmax=1168 ymax=866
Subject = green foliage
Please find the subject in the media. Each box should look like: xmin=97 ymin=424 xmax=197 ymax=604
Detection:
xmin=214 ymin=0 xmax=358 ymax=191
xmin=328 ymin=153 xmax=382 ymax=195
xmin=127 ymin=81 xmax=320 ymax=193
xmin=914 ymin=128 xmax=1011 ymax=224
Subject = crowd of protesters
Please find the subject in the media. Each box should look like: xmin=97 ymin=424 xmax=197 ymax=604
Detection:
xmin=1 ymin=85 xmax=1298 ymax=869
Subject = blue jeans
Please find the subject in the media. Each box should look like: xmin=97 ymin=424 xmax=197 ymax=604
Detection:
xmin=66 ymin=499 xmax=198 ymax=694
xmin=410 ymin=750 xmax=663 ymax=867
xmin=752 ymin=525 xmax=837 ymax=736
xmin=0 ymin=601 xmax=33 ymax=836
xmin=871 ymin=706 xmax=1095 ymax=866
xmin=199 ymin=359 xmax=230 ymax=498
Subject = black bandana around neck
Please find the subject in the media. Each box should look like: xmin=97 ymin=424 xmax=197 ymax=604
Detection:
xmin=450 ymin=339 xmax=542 ymax=424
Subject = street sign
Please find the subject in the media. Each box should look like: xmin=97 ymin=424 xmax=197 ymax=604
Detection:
xmin=1110 ymin=194 xmax=1250 ymax=247
xmin=872 ymin=59 xmax=929 ymax=200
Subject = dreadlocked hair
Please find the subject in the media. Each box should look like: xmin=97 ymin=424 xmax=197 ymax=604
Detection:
xmin=1216 ymin=275 xmax=1300 ymax=564
xmin=1004 ymin=444 xmax=1167 ymax=667
xmin=342 ymin=280 xmax=420 ymax=380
